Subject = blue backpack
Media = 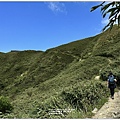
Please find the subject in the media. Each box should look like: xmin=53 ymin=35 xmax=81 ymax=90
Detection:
xmin=108 ymin=75 xmax=115 ymax=84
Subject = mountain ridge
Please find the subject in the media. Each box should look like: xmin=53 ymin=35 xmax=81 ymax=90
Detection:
xmin=0 ymin=25 xmax=120 ymax=118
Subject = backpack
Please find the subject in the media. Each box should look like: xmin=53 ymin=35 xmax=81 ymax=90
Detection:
xmin=108 ymin=75 xmax=115 ymax=84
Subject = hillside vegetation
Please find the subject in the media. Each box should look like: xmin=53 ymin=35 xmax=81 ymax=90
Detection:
xmin=0 ymin=25 xmax=120 ymax=118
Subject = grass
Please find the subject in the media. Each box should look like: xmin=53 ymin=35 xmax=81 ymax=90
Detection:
xmin=0 ymin=25 xmax=120 ymax=118
xmin=28 ymin=80 xmax=109 ymax=119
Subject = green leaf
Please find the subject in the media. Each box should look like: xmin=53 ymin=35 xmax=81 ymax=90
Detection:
xmin=118 ymin=14 xmax=120 ymax=25
xmin=90 ymin=1 xmax=105 ymax=12
xmin=90 ymin=5 xmax=101 ymax=12
xmin=91 ymin=2 xmax=120 ymax=31
xmin=101 ymin=2 xmax=115 ymax=12
xmin=109 ymin=9 xmax=118 ymax=19
xmin=103 ymin=7 xmax=118 ymax=18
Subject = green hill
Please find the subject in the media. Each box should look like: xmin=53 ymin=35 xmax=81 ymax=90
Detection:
xmin=0 ymin=25 xmax=120 ymax=118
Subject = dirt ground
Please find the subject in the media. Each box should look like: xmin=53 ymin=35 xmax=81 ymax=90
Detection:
xmin=92 ymin=90 xmax=120 ymax=119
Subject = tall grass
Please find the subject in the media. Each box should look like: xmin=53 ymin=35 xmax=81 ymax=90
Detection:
xmin=32 ymin=80 xmax=109 ymax=118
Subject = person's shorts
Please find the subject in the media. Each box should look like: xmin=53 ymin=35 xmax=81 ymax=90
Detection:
xmin=108 ymin=83 xmax=116 ymax=88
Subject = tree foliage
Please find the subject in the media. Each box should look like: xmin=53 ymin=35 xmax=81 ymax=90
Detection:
xmin=91 ymin=1 xmax=120 ymax=31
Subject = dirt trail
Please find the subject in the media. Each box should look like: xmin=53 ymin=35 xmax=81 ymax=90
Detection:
xmin=92 ymin=90 xmax=120 ymax=119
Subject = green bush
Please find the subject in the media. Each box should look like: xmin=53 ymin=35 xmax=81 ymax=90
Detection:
xmin=32 ymin=81 xmax=109 ymax=118
xmin=0 ymin=96 xmax=13 ymax=113
xmin=61 ymin=81 xmax=109 ymax=113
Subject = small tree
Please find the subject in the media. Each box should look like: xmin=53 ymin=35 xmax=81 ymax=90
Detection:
xmin=91 ymin=2 xmax=120 ymax=31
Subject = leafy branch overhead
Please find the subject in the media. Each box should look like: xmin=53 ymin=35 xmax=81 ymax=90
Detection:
xmin=91 ymin=1 xmax=120 ymax=31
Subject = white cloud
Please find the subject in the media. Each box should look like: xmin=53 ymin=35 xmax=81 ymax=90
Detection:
xmin=46 ymin=2 xmax=67 ymax=15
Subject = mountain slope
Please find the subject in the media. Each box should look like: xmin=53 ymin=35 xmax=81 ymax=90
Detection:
xmin=0 ymin=25 xmax=120 ymax=118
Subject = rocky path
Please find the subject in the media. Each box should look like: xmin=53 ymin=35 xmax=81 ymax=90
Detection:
xmin=92 ymin=90 xmax=120 ymax=119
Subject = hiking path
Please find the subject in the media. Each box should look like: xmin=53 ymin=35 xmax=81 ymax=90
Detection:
xmin=92 ymin=90 xmax=120 ymax=119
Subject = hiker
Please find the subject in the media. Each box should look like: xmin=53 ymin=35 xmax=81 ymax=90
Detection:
xmin=107 ymin=72 xmax=117 ymax=99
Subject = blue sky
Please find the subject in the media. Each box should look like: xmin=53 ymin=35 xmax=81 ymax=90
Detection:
xmin=0 ymin=2 xmax=108 ymax=53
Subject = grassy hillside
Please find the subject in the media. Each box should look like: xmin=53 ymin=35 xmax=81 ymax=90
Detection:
xmin=0 ymin=25 xmax=120 ymax=118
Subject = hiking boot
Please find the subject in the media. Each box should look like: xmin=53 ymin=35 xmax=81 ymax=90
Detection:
xmin=111 ymin=96 xmax=114 ymax=99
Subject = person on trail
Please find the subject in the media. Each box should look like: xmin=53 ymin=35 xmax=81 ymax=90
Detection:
xmin=107 ymin=72 xmax=117 ymax=99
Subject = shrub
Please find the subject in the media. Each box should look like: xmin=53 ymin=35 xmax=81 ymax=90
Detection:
xmin=32 ymin=80 xmax=109 ymax=118
xmin=0 ymin=96 xmax=13 ymax=113
xmin=61 ymin=81 xmax=109 ymax=113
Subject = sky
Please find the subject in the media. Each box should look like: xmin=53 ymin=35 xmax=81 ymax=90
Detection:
xmin=0 ymin=1 xmax=109 ymax=53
